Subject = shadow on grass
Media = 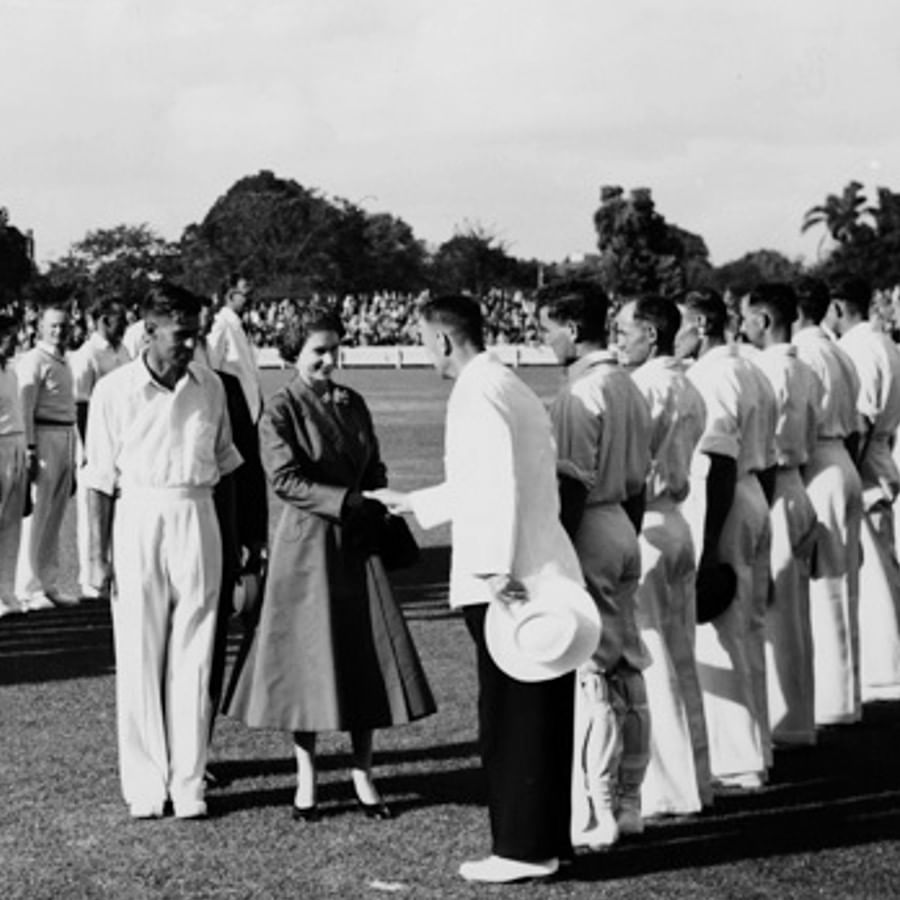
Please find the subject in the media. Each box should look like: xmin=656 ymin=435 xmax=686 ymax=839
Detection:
xmin=572 ymin=700 xmax=900 ymax=880
xmin=0 ymin=545 xmax=453 ymax=686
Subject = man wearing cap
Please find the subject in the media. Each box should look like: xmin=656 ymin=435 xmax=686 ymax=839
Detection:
xmin=792 ymin=277 xmax=864 ymax=726
xmin=84 ymin=282 xmax=242 ymax=820
xmin=740 ymin=284 xmax=821 ymax=747
xmin=537 ymin=279 xmax=652 ymax=850
xmin=16 ymin=296 xmax=79 ymax=610
xmin=70 ymin=297 xmax=131 ymax=600
xmin=615 ymin=295 xmax=712 ymax=818
xmin=678 ymin=288 xmax=775 ymax=790
xmin=833 ymin=275 xmax=900 ymax=702
xmin=370 ymin=294 xmax=583 ymax=884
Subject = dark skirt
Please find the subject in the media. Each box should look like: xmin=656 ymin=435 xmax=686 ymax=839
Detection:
xmin=226 ymin=548 xmax=436 ymax=732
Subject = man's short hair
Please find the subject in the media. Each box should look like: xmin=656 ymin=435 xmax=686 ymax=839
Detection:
xmin=142 ymin=282 xmax=202 ymax=324
xmin=277 ymin=301 xmax=345 ymax=364
xmin=682 ymin=288 xmax=728 ymax=338
xmin=831 ymin=275 xmax=871 ymax=318
xmin=418 ymin=295 xmax=485 ymax=350
xmin=535 ymin=278 xmax=609 ymax=343
xmin=794 ymin=276 xmax=831 ymax=325
xmin=87 ymin=296 xmax=125 ymax=322
xmin=745 ymin=282 xmax=797 ymax=330
xmin=632 ymin=294 xmax=681 ymax=355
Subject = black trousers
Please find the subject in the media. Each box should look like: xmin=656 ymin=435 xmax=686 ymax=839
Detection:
xmin=463 ymin=604 xmax=575 ymax=862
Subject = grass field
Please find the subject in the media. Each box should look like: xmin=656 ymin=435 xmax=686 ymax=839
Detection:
xmin=3 ymin=365 xmax=900 ymax=899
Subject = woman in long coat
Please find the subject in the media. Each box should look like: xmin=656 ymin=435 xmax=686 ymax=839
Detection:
xmin=227 ymin=304 xmax=435 ymax=820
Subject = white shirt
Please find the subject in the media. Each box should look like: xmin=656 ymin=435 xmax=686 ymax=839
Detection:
xmin=687 ymin=343 xmax=775 ymax=478
xmin=753 ymin=343 xmax=821 ymax=468
xmin=0 ymin=364 xmax=24 ymax=436
xmin=17 ymin=342 xmax=76 ymax=444
xmin=409 ymin=352 xmax=582 ymax=608
xmin=82 ymin=356 xmax=242 ymax=496
xmin=631 ymin=355 xmax=706 ymax=504
xmin=793 ymin=325 xmax=860 ymax=439
xmin=70 ymin=332 xmax=131 ymax=402
xmin=838 ymin=321 xmax=900 ymax=436
xmin=550 ymin=350 xmax=652 ymax=505
xmin=207 ymin=306 xmax=262 ymax=422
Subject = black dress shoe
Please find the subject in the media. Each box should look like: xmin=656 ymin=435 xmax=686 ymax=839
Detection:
xmin=291 ymin=805 xmax=321 ymax=823
xmin=356 ymin=799 xmax=392 ymax=820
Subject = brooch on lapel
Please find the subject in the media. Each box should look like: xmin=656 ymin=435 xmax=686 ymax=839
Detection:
xmin=332 ymin=387 xmax=351 ymax=406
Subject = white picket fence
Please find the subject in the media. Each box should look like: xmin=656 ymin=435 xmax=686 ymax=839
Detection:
xmin=257 ymin=344 xmax=557 ymax=369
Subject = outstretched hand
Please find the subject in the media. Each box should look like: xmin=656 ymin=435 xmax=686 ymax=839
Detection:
xmin=364 ymin=488 xmax=412 ymax=515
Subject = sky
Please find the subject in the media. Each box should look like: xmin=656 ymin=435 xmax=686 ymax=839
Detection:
xmin=3 ymin=0 xmax=900 ymax=269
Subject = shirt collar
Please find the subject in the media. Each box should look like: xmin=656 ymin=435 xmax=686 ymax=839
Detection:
xmin=568 ymin=348 xmax=618 ymax=381
xmin=36 ymin=340 xmax=66 ymax=361
xmin=135 ymin=352 xmax=201 ymax=390
xmin=635 ymin=354 xmax=680 ymax=377
xmin=792 ymin=324 xmax=826 ymax=345
xmin=761 ymin=342 xmax=797 ymax=359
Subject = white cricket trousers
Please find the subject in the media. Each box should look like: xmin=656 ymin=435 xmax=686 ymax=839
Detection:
xmin=16 ymin=425 xmax=75 ymax=600
xmin=0 ymin=434 xmax=27 ymax=602
xmin=111 ymin=486 xmax=222 ymax=814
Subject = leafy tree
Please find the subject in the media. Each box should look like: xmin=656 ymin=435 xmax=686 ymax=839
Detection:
xmin=0 ymin=207 xmax=35 ymax=306
xmin=710 ymin=249 xmax=803 ymax=295
xmin=178 ymin=170 xmax=426 ymax=297
xmin=802 ymin=180 xmax=874 ymax=257
xmin=428 ymin=222 xmax=536 ymax=294
xmin=44 ymin=224 xmax=180 ymax=310
xmin=593 ymin=186 xmax=709 ymax=297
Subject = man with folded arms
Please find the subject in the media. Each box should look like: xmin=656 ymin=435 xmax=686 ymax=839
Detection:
xmin=616 ymin=295 xmax=712 ymax=818
xmin=832 ymin=275 xmax=900 ymax=702
xmin=537 ymin=280 xmax=652 ymax=849
xmin=84 ymin=282 xmax=242 ymax=820
xmin=16 ymin=296 xmax=78 ymax=610
xmin=371 ymin=295 xmax=582 ymax=884
xmin=792 ymin=277 xmax=864 ymax=726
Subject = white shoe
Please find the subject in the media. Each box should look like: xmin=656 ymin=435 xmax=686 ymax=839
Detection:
xmin=47 ymin=591 xmax=80 ymax=608
xmin=576 ymin=810 xmax=620 ymax=850
xmin=129 ymin=802 xmax=164 ymax=820
xmin=459 ymin=855 xmax=558 ymax=883
xmin=0 ymin=597 xmax=21 ymax=617
xmin=174 ymin=799 xmax=207 ymax=820
xmin=23 ymin=593 xmax=55 ymax=611
xmin=617 ymin=799 xmax=644 ymax=836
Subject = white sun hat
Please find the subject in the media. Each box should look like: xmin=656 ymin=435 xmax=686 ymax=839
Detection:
xmin=484 ymin=572 xmax=601 ymax=682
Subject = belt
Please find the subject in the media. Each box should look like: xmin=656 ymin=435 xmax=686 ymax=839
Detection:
xmin=120 ymin=485 xmax=213 ymax=501
xmin=35 ymin=418 xmax=75 ymax=428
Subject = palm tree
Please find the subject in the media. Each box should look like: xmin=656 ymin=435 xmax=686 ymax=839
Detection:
xmin=802 ymin=180 xmax=873 ymax=258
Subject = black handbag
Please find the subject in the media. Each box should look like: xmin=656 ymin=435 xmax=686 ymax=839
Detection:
xmin=376 ymin=513 xmax=420 ymax=570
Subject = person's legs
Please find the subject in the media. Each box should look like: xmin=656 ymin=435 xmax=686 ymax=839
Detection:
xmin=165 ymin=495 xmax=221 ymax=817
xmin=292 ymin=730 xmax=317 ymax=810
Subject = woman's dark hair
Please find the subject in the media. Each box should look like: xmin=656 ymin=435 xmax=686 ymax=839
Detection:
xmin=277 ymin=301 xmax=345 ymax=364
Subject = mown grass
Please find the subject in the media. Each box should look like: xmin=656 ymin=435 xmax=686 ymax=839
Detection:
xmin=2 ymin=365 xmax=900 ymax=899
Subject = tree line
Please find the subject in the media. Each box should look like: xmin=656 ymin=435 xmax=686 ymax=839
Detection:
xmin=2 ymin=171 xmax=899 ymax=309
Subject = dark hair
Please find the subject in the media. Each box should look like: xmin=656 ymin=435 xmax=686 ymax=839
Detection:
xmin=0 ymin=313 xmax=19 ymax=334
xmin=831 ymin=275 xmax=871 ymax=318
xmin=745 ymin=282 xmax=797 ymax=330
xmin=37 ymin=293 xmax=72 ymax=317
xmin=535 ymin=278 xmax=609 ymax=343
xmin=418 ymin=294 xmax=485 ymax=350
xmin=87 ymin=296 xmax=125 ymax=322
xmin=142 ymin=281 xmax=202 ymax=324
xmin=632 ymin=294 xmax=680 ymax=355
xmin=794 ymin=276 xmax=831 ymax=325
xmin=682 ymin=288 xmax=727 ymax=338
xmin=277 ymin=301 xmax=345 ymax=364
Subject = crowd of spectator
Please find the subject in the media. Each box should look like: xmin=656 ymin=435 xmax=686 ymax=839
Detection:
xmin=6 ymin=284 xmax=900 ymax=353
